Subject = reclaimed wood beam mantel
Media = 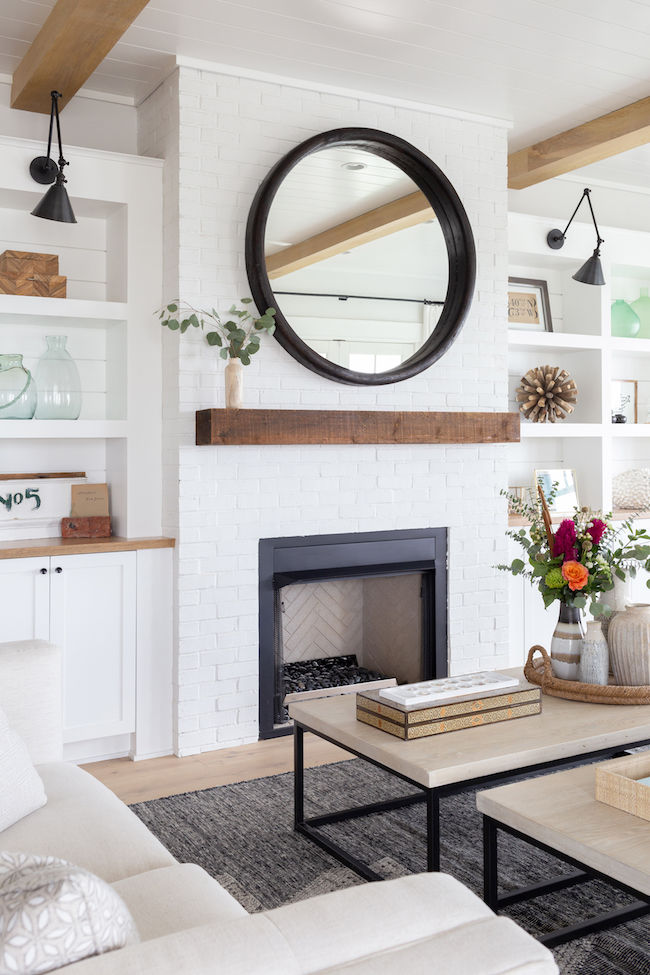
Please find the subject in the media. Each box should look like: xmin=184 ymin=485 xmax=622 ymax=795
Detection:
xmin=195 ymin=409 xmax=520 ymax=446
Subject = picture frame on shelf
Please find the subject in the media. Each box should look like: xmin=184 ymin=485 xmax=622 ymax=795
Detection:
xmin=611 ymin=379 xmax=638 ymax=424
xmin=534 ymin=469 xmax=579 ymax=514
xmin=508 ymin=277 xmax=553 ymax=332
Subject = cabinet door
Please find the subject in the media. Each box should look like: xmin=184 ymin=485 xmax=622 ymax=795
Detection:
xmin=49 ymin=552 xmax=136 ymax=744
xmin=0 ymin=557 xmax=49 ymax=642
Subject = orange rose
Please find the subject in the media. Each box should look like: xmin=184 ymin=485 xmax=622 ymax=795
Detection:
xmin=561 ymin=560 xmax=589 ymax=591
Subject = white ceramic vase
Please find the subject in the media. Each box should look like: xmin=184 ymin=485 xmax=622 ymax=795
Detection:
xmin=608 ymin=604 xmax=650 ymax=685
xmin=550 ymin=602 xmax=585 ymax=681
xmin=225 ymin=358 xmax=243 ymax=409
xmin=578 ymin=620 xmax=609 ymax=685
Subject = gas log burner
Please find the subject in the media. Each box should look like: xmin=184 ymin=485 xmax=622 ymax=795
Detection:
xmin=258 ymin=528 xmax=448 ymax=738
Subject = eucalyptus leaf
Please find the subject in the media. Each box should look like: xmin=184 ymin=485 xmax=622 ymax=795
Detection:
xmin=590 ymin=601 xmax=604 ymax=616
xmin=206 ymin=332 xmax=222 ymax=346
xmin=180 ymin=320 xmax=191 ymax=333
xmin=573 ymin=595 xmax=587 ymax=609
xmin=219 ymin=348 xmax=229 ymax=360
xmin=167 ymin=320 xmax=180 ymax=330
xmin=241 ymin=297 xmax=252 ymax=304
xmin=167 ymin=303 xmax=178 ymax=312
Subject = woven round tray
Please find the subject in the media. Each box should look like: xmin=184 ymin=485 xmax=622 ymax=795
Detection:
xmin=524 ymin=645 xmax=650 ymax=705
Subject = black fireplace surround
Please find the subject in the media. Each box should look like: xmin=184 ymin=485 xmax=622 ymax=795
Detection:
xmin=258 ymin=528 xmax=448 ymax=739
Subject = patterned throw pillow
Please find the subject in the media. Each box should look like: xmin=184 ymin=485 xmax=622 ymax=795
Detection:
xmin=0 ymin=851 xmax=140 ymax=974
xmin=0 ymin=706 xmax=46 ymax=832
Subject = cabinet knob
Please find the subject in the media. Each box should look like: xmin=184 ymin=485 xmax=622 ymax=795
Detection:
xmin=40 ymin=567 xmax=48 ymax=575
xmin=54 ymin=566 xmax=63 ymax=573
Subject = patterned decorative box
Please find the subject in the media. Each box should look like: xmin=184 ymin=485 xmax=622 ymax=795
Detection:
xmin=356 ymin=680 xmax=541 ymax=740
xmin=0 ymin=251 xmax=66 ymax=297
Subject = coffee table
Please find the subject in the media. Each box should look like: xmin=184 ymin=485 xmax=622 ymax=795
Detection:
xmin=289 ymin=669 xmax=650 ymax=882
xmin=478 ymin=763 xmax=650 ymax=947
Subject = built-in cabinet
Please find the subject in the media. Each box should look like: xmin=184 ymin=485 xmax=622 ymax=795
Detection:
xmin=0 ymin=137 xmax=173 ymax=762
xmin=0 ymin=551 xmax=135 ymax=744
xmin=507 ymin=212 xmax=650 ymax=664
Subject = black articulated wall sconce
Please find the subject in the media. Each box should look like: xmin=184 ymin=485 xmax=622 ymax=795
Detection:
xmin=30 ymin=91 xmax=77 ymax=224
xmin=546 ymin=188 xmax=604 ymax=285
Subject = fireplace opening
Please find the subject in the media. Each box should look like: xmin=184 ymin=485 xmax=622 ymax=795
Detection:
xmin=259 ymin=529 xmax=447 ymax=738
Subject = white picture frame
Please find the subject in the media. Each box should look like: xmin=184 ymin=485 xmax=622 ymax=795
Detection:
xmin=534 ymin=469 xmax=579 ymax=514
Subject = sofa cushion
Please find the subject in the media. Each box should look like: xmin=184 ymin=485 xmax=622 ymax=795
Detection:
xmin=0 ymin=642 xmax=62 ymax=765
xmin=48 ymin=873 xmax=557 ymax=975
xmin=0 ymin=764 xmax=175 ymax=884
xmin=0 ymin=705 xmax=47 ymax=832
xmin=111 ymin=863 xmax=247 ymax=941
xmin=0 ymin=850 xmax=139 ymax=975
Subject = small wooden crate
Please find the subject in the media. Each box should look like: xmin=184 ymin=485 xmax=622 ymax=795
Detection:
xmin=595 ymin=753 xmax=650 ymax=821
xmin=0 ymin=250 xmax=59 ymax=275
xmin=61 ymin=516 xmax=111 ymax=539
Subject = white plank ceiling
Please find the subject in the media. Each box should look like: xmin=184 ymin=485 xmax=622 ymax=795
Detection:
xmin=4 ymin=0 xmax=650 ymax=178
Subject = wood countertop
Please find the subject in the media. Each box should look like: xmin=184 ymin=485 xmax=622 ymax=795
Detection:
xmin=0 ymin=536 xmax=175 ymax=560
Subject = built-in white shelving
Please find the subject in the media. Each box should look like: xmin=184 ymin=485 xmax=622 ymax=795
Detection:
xmin=508 ymin=212 xmax=650 ymax=513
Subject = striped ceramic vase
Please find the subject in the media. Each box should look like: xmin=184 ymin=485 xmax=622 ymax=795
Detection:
xmin=550 ymin=602 xmax=585 ymax=681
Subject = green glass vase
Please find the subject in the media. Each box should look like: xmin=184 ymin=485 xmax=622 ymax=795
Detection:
xmin=0 ymin=354 xmax=37 ymax=419
xmin=34 ymin=335 xmax=82 ymax=420
xmin=611 ymin=299 xmax=640 ymax=338
xmin=630 ymin=288 xmax=650 ymax=339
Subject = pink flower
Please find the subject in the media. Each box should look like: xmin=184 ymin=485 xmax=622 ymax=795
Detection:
xmin=553 ymin=519 xmax=579 ymax=561
xmin=587 ymin=518 xmax=607 ymax=546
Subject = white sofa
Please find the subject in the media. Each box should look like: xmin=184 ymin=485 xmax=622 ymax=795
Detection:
xmin=0 ymin=640 xmax=558 ymax=975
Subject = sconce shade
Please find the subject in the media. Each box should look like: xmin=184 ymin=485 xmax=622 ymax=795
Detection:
xmin=31 ymin=174 xmax=77 ymax=224
xmin=572 ymin=249 xmax=605 ymax=286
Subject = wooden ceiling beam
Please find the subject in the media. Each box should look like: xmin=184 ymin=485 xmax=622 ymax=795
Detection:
xmin=509 ymin=95 xmax=650 ymax=189
xmin=266 ymin=190 xmax=434 ymax=280
xmin=11 ymin=0 xmax=151 ymax=114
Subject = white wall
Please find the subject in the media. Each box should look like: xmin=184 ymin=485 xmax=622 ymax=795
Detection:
xmin=0 ymin=81 xmax=137 ymax=156
xmin=138 ymin=66 xmax=511 ymax=756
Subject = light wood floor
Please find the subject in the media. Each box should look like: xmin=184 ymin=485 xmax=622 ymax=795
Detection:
xmin=81 ymin=735 xmax=352 ymax=805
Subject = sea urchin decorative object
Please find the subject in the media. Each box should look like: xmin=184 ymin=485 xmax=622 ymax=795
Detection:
xmin=516 ymin=365 xmax=578 ymax=423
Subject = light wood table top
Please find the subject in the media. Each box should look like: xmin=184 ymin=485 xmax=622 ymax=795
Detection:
xmin=477 ymin=763 xmax=650 ymax=899
xmin=289 ymin=668 xmax=650 ymax=789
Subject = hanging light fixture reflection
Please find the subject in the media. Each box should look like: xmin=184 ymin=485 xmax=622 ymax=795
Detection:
xmin=546 ymin=188 xmax=604 ymax=285
xmin=30 ymin=91 xmax=77 ymax=224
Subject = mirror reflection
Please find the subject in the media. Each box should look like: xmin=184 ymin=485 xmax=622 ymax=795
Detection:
xmin=264 ymin=147 xmax=449 ymax=375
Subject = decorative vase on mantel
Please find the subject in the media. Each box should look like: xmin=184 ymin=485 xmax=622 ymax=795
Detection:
xmin=608 ymin=604 xmax=650 ymax=686
xmin=225 ymin=358 xmax=243 ymax=410
xmin=550 ymin=602 xmax=585 ymax=681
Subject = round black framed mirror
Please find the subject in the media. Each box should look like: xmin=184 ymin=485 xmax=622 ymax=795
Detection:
xmin=245 ymin=127 xmax=476 ymax=386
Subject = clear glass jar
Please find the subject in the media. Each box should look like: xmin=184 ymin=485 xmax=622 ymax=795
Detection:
xmin=34 ymin=335 xmax=82 ymax=420
xmin=0 ymin=354 xmax=37 ymax=419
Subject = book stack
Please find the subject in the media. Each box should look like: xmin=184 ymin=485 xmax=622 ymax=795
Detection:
xmin=0 ymin=250 xmax=66 ymax=298
xmin=356 ymin=673 xmax=541 ymax=740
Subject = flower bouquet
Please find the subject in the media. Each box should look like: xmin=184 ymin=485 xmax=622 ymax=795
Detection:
xmin=500 ymin=486 xmax=650 ymax=618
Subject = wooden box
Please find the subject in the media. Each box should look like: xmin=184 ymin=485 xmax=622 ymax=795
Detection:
xmin=0 ymin=250 xmax=59 ymax=275
xmin=61 ymin=516 xmax=111 ymax=539
xmin=595 ymin=753 xmax=650 ymax=821
xmin=0 ymin=272 xmax=66 ymax=298
xmin=356 ymin=681 xmax=541 ymax=740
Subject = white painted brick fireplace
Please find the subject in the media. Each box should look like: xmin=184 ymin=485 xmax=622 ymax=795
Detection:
xmin=138 ymin=64 xmax=511 ymax=757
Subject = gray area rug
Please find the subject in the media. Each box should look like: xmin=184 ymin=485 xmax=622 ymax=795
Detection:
xmin=130 ymin=759 xmax=650 ymax=974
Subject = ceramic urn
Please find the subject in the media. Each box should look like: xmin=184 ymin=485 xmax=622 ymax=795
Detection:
xmin=608 ymin=603 xmax=650 ymax=686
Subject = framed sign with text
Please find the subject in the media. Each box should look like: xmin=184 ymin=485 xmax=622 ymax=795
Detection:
xmin=508 ymin=277 xmax=553 ymax=332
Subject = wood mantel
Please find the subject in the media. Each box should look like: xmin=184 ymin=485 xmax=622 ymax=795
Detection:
xmin=195 ymin=409 xmax=520 ymax=446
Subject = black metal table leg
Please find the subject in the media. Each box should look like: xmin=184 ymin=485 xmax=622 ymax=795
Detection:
xmin=483 ymin=816 xmax=499 ymax=911
xmin=294 ymin=723 xmax=304 ymax=827
xmin=426 ymin=789 xmax=440 ymax=871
